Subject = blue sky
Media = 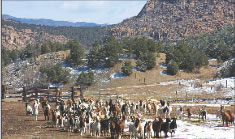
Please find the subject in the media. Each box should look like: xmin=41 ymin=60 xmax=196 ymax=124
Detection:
xmin=2 ymin=1 xmax=146 ymax=24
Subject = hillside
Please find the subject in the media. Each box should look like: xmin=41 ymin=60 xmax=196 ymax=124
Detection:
xmin=3 ymin=14 xmax=107 ymax=27
xmin=2 ymin=20 xmax=69 ymax=50
xmin=2 ymin=19 xmax=108 ymax=48
xmin=109 ymin=0 xmax=234 ymax=41
xmin=3 ymin=0 xmax=234 ymax=49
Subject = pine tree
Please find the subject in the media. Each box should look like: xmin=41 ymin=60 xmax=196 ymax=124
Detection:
xmin=167 ymin=60 xmax=179 ymax=75
xmin=136 ymin=52 xmax=156 ymax=71
xmin=103 ymin=36 xmax=122 ymax=67
xmin=66 ymin=40 xmax=85 ymax=66
xmin=39 ymin=64 xmax=70 ymax=84
xmin=76 ymin=69 xmax=94 ymax=87
xmin=87 ymin=41 xmax=100 ymax=68
xmin=121 ymin=61 xmax=133 ymax=76
xmin=136 ymin=59 xmax=147 ymax=72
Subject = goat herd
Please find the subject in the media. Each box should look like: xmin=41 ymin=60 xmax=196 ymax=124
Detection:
xmin=25 ymin=97 xmax=234 ymax=139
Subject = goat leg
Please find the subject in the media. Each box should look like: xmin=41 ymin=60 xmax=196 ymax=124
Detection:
xmin=156 ymin=132 xmax=160 ymax=138
xmin=165 ymin=131 xmax=168 ymax=138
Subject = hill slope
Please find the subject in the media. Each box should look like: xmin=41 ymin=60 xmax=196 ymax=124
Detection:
xmin=2 ymin=19 xmax=68 ymax=50
xmin=3 ymin=14 xmax=107 ymax=27
xmin=109 ymin=0 xmax=234 ymax=41
xmin=2 ymin=19 xmax=69 ymax=50
xmin=2 ymin=19 xmax=108 ymax=49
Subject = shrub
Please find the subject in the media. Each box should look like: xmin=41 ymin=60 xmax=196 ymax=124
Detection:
xmin=136 ymin=59 xmax=147 ymax=72
xmin=136 ymin=52 xmax=156 ymax=72
xmin=217 ymin=59 xmax=235 ymax=78
xmin=40 ymin=64 xmax=70 ymax=84
xmin=121 ymin=61 xmax=133 ymax=76
xmin=167 ymin=60 xmax=179 ymax=75
xmin=166 ymin=40 xmax=208 ymax=72
xmin=76 ymin=69 xmax=94 ymax=87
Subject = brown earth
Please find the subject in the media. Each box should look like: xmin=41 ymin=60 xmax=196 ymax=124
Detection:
xmin=88 ymin=53 xmax=218 ymax=101
xmin=2 ymin=100 xmax=234 ymax=138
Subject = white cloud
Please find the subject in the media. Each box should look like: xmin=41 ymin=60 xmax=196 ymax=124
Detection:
xmin=3 ymin=1 xmax=146 ymax=24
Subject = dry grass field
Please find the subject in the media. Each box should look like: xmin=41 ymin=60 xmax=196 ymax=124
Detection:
xmin=85 ymin=53 xmax=219 ymax=101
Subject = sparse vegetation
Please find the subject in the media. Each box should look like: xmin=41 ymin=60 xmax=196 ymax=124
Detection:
xmin=76 ymin=69 xmax=94 ymax=87
xmin=184 ymin=24 xmax=235 ymax=61
xmin=2 ymin=41 xmax=68 ymax=67
xmin=216 ymin=59 xmax=235 ymax=78
xmin=39 ymin=64 xmax=70 ymax=84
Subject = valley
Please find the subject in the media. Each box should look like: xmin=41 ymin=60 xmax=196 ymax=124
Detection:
xmin=1 ymin=0 xmax=235 ymax=138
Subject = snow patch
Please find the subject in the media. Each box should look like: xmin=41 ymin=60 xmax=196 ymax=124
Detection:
xmin=159 ymin=63 xmax=167 ymax=69
xmin=124 ymin=116 xmax=234 ymax=138
xmin=159 ymin=79 xmax=200 ymax=86
xmin=205 ymin=77 xmax=234 ymax=88
xmin=208 ymin=58 xmax=217 ymax=61
xmin=61 ymin=61 xmax=108 ymax=75
xmin=49 ymin=83 xmax=64 ymax=87
xmin=160 ymin=70 xmax=169 ymax=76
xmin=110 ymin=72 xmax=125 ymax=79
xmin=209 ymin=65 xmax=217 ymax=68
xmin=178 ymin=77 xmax=234 ymax=97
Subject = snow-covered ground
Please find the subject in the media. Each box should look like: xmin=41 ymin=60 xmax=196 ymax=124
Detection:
xmin=179 ymin=77 xmax=234 ymax=97
xmin=205 ymin=77 xmax=234 ymax=88
xmin=119 ymin=56 xmax=135 ymax=61
xmin=132 ymin=66 xmax=138 ymax=71
xmin=49 ymin=83 xmax=64 ymax=88
xmin=159 ymin=79 xmax=200 ymax=86
xmin=158 ymin=77 xmax=234 ymax=97
xmin=124 ymin=114 xmax=234 ymax=138
xmin=160 ymin=70 xmax=169 ymax=76
xmin=61 ymin=61 xmax=108 ymax=75
xmin=159 ymin=63 xmax=167 ymax=69
xmin=171 ymin=103 xmax=232 ymax=107
xmin=208 ymin=58 xmax=217 ymax=61
xmin=110 ymin=72 xmax=125 ymax=79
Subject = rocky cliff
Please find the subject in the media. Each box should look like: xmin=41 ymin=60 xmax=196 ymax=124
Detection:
xmin=109 ymin=0 xmax=234 ymax=41
xmin=2 ymin=19 xmax=69 ymax=50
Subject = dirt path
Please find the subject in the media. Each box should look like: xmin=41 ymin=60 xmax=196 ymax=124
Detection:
xmin=2 ymin=101 xmax=86 ymax=138
xmin=2 ymin=101 xmax=125 ymax=139
xmin=2 ymin=100 xmax=234 ymax=138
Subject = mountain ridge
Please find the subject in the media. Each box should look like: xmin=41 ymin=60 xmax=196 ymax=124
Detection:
xmin=2 ymin=14 xmax=108 ymax=27
xmin=109 ymin=0 xmax=234 ymax=41
xmin=2 ymin=20 xmax=69 ymax=50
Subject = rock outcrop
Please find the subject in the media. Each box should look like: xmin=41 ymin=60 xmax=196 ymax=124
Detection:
xmin=109 ymin=0 xmax=234 ymax=41
xmin=2 ymin=20 xmax=69 ymax=50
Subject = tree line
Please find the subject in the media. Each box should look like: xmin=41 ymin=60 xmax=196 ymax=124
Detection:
xmin=3 ymin=19 xmax=107 ymax=48
xmin=2 ymin=41 xmax=69 ymax=67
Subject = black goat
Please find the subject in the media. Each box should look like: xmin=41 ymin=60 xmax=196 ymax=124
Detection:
xmin=160 ymin=118 xmax=171 ymax=138
xmin=170 ymin=118 xmax=177 ymax=137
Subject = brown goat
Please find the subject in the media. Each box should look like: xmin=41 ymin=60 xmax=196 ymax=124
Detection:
xmin=186 ymin=108 xmax=192 ymax=120
xmin=152 ymin=117 xmax=163 ymax=138
xmin=221 ymin=111 xmax=231 ymax=127
xmin=226 ymin=110 xmax=234 ymax=124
